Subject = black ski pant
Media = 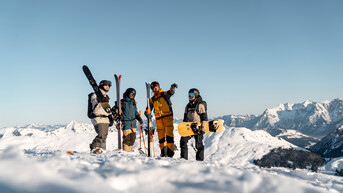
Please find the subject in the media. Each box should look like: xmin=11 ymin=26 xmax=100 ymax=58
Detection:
xmin=90 ymin=123 xmax=109 ymax=150
xmin=180 ymin=134 xmax=204 ymax=161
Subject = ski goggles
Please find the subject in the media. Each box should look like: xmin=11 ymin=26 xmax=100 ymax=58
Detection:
xmin=189 ymin=92 xmax=195 ymax=98
xmin=99 ymin=80 xmax=112 ymax=87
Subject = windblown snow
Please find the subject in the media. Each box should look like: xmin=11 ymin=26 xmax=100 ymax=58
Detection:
xmin=0 ymin=121 xmax=343 ymax=193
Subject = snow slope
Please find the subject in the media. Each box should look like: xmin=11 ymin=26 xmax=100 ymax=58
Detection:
xmin=0 ymin=121 xmax=343 ymax=193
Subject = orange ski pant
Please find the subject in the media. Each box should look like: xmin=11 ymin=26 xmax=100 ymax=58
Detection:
xmin=156 ymin=115 xmax=174 ymax=152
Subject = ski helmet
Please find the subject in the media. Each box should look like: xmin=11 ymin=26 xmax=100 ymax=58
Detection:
xmin=99 ymin=80 xmax=112 ymax=87
xmin=124 ymin=88 xmax=136 ymax=98
xmin=151 ymin=81 xmax=160 ymax=89
xmin=188 ymin=88 xmax=200 ymax=98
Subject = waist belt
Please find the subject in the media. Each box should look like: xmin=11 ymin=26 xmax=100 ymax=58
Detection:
xmin=93 ymin=115 xmax=109 ymax=118
xmin=156 ymin=114 xmax=173 ymax=120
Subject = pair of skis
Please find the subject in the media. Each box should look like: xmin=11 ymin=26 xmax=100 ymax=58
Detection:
xmin=82 ymin=65 xmax=154 ymax=157
xmin=145 ymin=82 xmax=155 ymax=157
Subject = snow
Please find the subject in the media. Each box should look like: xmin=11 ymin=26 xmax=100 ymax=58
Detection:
xmin=1 ymin=121 xmax=343 ymax=193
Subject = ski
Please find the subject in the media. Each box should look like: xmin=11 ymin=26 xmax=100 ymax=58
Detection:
xmin=115 ymin=74 xmax=122 ymax=150
xmin=82 ymin=65 xmax=103 ymax=100
xmin=145 ymin=82 xmax=152 ymax=157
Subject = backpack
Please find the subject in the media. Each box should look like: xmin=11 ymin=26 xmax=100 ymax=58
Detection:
xmin=87 ymin=92 xmax=95 ymax=119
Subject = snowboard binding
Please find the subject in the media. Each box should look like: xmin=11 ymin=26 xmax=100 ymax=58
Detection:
xmin=191 ymin=123 xmax=201 ymax=134
xmin=209 ymin=120 xmax=219 ymax=132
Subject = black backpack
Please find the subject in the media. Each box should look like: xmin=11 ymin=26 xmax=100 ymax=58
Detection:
xmin=87 ymin=92 xmax=95 ymax=119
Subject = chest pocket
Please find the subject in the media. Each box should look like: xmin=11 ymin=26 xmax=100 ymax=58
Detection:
xmin=153 ymin=95 xmax=172 ymax=118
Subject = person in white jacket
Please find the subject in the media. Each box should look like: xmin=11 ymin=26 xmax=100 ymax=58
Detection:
xmin=89 ymin=80 xmax=113 ymax=154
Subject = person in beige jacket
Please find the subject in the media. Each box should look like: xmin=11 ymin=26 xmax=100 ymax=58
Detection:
xmin=180 ymin=88 xmax=208 ymax=161
xmin=89 ymin=80 xmax=113 ymax=154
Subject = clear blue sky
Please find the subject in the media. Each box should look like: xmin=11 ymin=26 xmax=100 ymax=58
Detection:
xmin=0 ymin=0 xmax=342 ymax=127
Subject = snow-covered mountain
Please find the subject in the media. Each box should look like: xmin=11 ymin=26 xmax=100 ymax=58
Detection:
xmin=2 ymin=121 xmax=343 ymax=192
xmin=311 ymin=122 xmax=343 ymax=158
xmin=218 ymin=99 xmax=343 ymax=147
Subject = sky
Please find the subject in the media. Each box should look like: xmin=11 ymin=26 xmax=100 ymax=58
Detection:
xmin=0 ymin=0 xmax=342 ymax=127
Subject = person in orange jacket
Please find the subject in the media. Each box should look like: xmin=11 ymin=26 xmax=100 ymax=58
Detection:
xmin=145 ymin=81 xmax=178 ymax=157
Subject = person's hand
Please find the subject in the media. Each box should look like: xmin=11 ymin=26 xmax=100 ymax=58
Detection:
xmin=171 ymin=83 xmax=178 ymax=89
xmin=146 ymin=113 xmax=152 ymax=120
xmin=137 ymin=116 xmax=143 ymax=124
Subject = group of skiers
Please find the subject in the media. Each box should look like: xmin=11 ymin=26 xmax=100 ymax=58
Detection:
xmin=88 ymin=80 xmax=208 ymax=161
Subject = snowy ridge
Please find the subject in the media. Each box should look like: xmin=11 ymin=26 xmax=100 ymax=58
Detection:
xmin=0 ymin=121 xmax=343 ymax=192
xmin=218 ymin=99 xmax=343 ymax=148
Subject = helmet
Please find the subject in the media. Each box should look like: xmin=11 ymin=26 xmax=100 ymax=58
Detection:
xmin=99 ymin=80 xmax=112 ymax=87
xmin=124 ymin=88 xmax=136 ymax=98
xmin=151 ymin=81 xmax=160 ymax=89
xmin=188 ymin=88 xmax=200 ymax=98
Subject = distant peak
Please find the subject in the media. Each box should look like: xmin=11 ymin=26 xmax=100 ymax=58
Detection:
xmin=302 ymin=100 xmax=313 ymax=107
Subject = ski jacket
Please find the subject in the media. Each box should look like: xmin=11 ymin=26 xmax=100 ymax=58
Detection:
xmin=145 ymin=86 xmax=175 ymax=119
xmin=119 ymin=96 xmax=141 ymax=130
xmin=183 ymin=96 xmax=208 ymax=122
xmin=90 ymin=89 xmax=112 ymax=126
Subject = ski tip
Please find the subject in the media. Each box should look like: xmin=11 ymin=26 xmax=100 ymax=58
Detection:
xmin=114 ymin=74 xmax=122 ymax=79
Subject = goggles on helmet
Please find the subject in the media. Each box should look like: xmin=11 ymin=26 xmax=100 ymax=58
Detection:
xmin=189 ymin=92 xmax=195 ymax=98
xmin=100 ymin=80 xmax=112 ymax=87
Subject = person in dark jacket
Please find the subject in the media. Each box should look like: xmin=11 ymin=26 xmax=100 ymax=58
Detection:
xmin=180 ymin=88 xmax=208 ymax=161
xmin=114 ymin=88 xmax=143 ymax=151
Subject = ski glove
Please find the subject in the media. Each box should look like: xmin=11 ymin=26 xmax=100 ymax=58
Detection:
xmin=145 ymin=113 xmax=153 ymax=120
xmin=171 ymin=83 xmax=178 ymax=88
xmin=109 ymin=115 xmax=114 ymax=127
xmin=144 ymin=127 xmax=155 ymax=135
xmin=136 ymin=116 xmax=143 ymax=124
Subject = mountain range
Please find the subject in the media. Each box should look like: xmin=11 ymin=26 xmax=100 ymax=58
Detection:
xmin=218 ymin=98 xmax=343 ymax=149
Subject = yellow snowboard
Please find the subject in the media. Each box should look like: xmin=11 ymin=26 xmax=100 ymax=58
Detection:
xmin=178 ymin=119 xmax=225 ymax=137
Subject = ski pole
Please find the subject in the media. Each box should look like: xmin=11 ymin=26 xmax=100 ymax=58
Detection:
xmin=139 ymin=111 xmax=142 ymax=151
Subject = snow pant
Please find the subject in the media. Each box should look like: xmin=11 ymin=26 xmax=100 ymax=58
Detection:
xmin=123 ymin=128 xmax=136 ymax=151
xmin=156 ymin=115 xmax=174 ymax=157
xmin=180 ymin=133 xmax=204 ymax=161
xmin=90 ymin=123 xmax=109 ymax=150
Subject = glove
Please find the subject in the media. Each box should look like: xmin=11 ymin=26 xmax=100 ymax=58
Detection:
xmin=144 ymin=127 xmax=155 ymax=135
xmin=171 ymin=83 xmax=178 ymax=89
xmin=145 ymin=113 xmax=152 ymax=120
xmin=137 ymin=116 xmax=143 ymax=124
xmin=116 ymin=114 xmax=123 ymax=121
xmin=109 ymin=115 xmax=114 ymax=127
